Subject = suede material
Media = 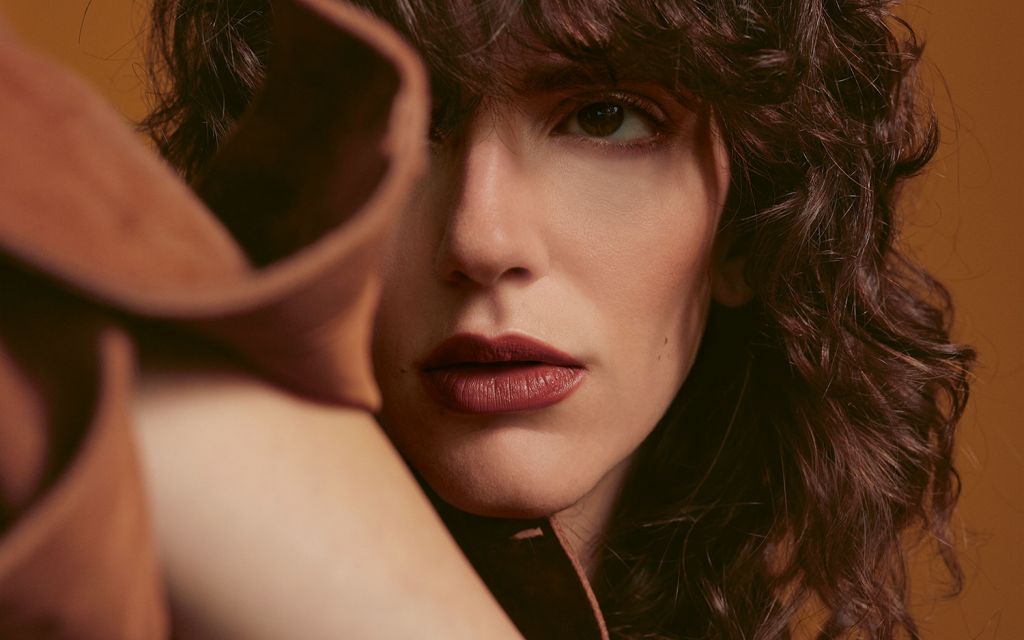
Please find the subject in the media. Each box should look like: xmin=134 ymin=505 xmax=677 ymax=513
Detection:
xmin=0 ymin=0 xmax=608 ymax=636
xmin=436 ymin=503 xmax=611 ymax=640
xmin=0 ymin=273 xmax=166 ymax=640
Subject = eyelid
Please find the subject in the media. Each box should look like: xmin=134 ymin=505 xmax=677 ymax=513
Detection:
xmin=551 ymin=90 xmax=672 ymax=147
xmin=569 ymin=91 xmax=668 ymax=125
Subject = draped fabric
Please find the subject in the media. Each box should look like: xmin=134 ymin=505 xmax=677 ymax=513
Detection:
xmin=0 ymin=1 xmax=606 ymax=637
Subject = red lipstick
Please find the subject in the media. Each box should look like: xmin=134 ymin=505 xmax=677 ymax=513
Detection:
xmin=420 ymin=334 xmax=586 ymax=413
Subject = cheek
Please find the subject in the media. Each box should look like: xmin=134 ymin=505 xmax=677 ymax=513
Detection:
xmin=371 ymin=204 xmax=435 ymax=386
xmin=538 ymin=144 xmax=722 ymax=369
xmin=528 ymin=137 xmax=728 ymax=453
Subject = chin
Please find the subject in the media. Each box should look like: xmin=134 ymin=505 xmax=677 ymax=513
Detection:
xmin=404 ymin=427 xmax=599 ymax=520
xmin=427 ymin=472 xmax=581 ymax=520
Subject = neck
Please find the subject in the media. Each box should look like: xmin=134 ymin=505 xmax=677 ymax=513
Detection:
xmin=551 ymin=455 xmax=632 ymax=579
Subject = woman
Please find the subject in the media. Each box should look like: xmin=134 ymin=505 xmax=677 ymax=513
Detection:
xmin=0 ymin=0 xmax=971 ymax=637
xmin=142 ymin=0 xmax=974 ymax=637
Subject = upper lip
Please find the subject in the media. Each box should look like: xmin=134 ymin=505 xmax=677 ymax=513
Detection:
xmin=421 ymin=333 xmax=585 ymax=370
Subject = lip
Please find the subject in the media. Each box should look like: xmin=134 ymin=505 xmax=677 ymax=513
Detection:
xmin=420 ymin=334 xmax=586 ymax=414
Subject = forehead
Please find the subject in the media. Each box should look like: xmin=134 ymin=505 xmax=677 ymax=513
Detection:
xmin=357 ymin=0 xmax=691 ymax=96
xmin=347 ymin=0 xmax=705 ymax=139
xmin=431 ymin=32 xmax=693 ymax=134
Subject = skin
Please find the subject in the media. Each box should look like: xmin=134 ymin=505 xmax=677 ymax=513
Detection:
xmin=134 ymin=359 xmax=524 ymax=639
xmin=372 ymin=50 xmax=738 ymax=571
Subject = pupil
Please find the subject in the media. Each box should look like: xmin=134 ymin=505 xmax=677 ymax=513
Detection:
xmin=578 ymin=103 xmax=624 ymax=137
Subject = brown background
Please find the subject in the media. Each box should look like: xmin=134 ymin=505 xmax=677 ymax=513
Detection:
xmin=1 ymin=1 xmax=1019 ymax=637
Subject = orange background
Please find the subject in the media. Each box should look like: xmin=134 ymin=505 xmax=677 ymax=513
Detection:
xmin=1 ymin=1 xmax=1020 ymax=637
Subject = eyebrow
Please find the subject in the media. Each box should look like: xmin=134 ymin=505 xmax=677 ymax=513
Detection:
xmin=518 ymin=60 xmax=620 ymax=94
xmin=516 ymin=55 xmax=682 ymax=99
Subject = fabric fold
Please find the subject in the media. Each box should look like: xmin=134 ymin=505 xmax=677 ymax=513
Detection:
xmin=0 ymin=0 xmax=429 ymax=409
xmin=0 ymin=1 xmax=426 ymax=635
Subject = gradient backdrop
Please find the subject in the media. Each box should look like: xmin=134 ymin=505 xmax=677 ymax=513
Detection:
xmin=1 ymin=1 xmax=1019 ymax=637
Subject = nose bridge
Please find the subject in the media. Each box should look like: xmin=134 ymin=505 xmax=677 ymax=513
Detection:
xmin=435 ymin=122 xmax=548 ymax=287
xmin=459 ymin=127 xmax=507 ymax=222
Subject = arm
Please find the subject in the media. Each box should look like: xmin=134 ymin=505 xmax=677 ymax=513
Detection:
xmin=134 ymin=366 xmax=522 ymax=640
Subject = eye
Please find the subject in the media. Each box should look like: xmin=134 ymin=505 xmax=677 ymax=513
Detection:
xmin=559 ymin=96 xmax=662 ymax=145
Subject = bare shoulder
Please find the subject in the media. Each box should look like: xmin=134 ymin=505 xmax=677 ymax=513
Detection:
xmin=133 ymin=365 xmax=521 ymax=640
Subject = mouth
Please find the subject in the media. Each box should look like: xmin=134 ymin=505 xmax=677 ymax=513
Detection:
xmin=420 ymin=333 xmax=587 ymax=414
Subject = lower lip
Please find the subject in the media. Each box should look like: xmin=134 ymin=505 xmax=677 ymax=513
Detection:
xmin=422 ymin=363 xmax=586 ymax=413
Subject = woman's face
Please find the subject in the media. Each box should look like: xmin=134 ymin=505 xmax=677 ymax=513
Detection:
xmin=372 ymin=51 xmax=733 ymax=518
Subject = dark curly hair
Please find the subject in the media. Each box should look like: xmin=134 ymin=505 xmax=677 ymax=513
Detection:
xmin=141 ymin=1 xmax=975 ymax=637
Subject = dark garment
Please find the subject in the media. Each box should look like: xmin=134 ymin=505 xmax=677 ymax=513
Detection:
xmin=436 ymin=503 xmax=609 ymax=640
xmin=0 ymin=0 xmax=607 ymax=638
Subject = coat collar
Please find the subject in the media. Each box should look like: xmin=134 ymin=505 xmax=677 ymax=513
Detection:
xmin=434 ymin=499 xmax=610 ymax=640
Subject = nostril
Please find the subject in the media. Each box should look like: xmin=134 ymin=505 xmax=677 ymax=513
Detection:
xmin=444 ymin=269 xmax=474 ymax=286
xmin=444 ymin=265 xmax=533 ymax=288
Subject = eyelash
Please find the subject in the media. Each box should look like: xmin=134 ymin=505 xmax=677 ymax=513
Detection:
xmin=553 ymin=91 xmax=671 ymax=152
xmin=424 ymin=91 xmax=677 ymax=155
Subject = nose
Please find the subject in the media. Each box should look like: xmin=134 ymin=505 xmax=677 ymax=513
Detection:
xmin=433 ymin=119 xmax=549 ymax=289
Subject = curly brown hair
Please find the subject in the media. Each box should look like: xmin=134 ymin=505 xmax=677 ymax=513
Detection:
xmin=142 ymin=1 xmax=975 ymax=637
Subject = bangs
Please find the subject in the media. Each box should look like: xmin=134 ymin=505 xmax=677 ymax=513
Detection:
xmin=346 ymin=0 xmax=720 ymax=137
